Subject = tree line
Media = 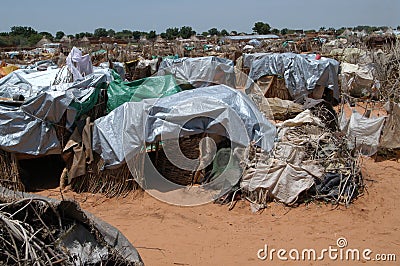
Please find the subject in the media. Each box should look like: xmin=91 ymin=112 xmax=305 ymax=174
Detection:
xmin=0 ymin=23 xmax=398 ymax=48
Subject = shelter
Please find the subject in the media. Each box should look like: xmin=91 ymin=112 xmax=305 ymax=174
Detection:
xmin=243 ymin=52 xmax=340 ymax=102
xmin=36 ymin=36 xmax=51 ymax=48
xmin=0 ymin=64 xmax=110 ymax=191
xmin=90 ymin=84 xmax=276 ymax=198
xmin=158 ymin=56 xmax=236 ymax=88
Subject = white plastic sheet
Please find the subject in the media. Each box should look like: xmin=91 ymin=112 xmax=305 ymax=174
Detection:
xmin=342 ymin=110 xmax=386 ymax=156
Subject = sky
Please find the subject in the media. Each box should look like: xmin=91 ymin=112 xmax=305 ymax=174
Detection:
xmin=1 ymin=0 xmax=398 ymax=35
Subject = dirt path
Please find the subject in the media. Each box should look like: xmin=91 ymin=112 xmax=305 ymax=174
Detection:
xmin=38 ymin=157 xmax=400 ymax=265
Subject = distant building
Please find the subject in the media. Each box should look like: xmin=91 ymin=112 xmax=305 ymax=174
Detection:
xmin=223 ymin=34 xmax=280 ymax=43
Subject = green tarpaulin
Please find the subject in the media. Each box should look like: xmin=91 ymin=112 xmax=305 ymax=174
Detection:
xmin=107 ymin=71 xmax=182 ymax=112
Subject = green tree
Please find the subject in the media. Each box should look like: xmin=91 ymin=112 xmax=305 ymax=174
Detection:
xmin=201 ymin=31 xmax=208 ymax=37
xmin=230 ymin=30 xmax=238 ymax=35
xmin=271 ymin=28 xmax=280 ymax=35
xmin=0 ymin=36 xmax=11 ymax=46
xmin=164 ymin=27 xmax=179 ymax=40
xmin=39 ymin=32 xmax=53 ymax=40
xmin=107 ymin=29 xmax=116 ymax=37
xmin=94 ymin=28 xmax=108 ymax=38
xmin=115 ymin=30 xmax=132 ymax=39
xmin=179 ymin=26 xmax=195 ymax=39
xmin=252 ymin=22 xmax=271 ymax=34
xmin=75 ymin=32 xmax=86 ymax=39
xmin=132 ymin=31 xmax=142 ymax=40
xmin=55 ymin=31 xmax=65 ymax=40
xmin=220 ymin=29 xmax=229 ymax=36
xmin=208 ymin=28 xmax=219 ymax=36
xmin=147 ymin=30 xmax=156 ymax=40
xmin=10 ymin=26 xmax=37 ymax=37
xmin=319 ymin=27 xmax=326 ymax=32
xmin=28 ymin=34 xmax=42 ymax=46
xmin=280 ymin=28 xmax=288 ymax=35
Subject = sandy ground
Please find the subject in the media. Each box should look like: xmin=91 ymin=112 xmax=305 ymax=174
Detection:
xmin=37 ymin=156 xmax=400 ymax=266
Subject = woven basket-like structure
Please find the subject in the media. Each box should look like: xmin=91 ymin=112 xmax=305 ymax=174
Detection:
xmin=0 ymin=150 xmax=24 ymax=191
xmin=154 ymin=135 xmax=203 ymax=186
xmin=70 ymin=153 xmax=138 ymax=197
xmin=152 ymin=134 xmax=229 ymax=186
xmin=257 ymin=75 xmax=292 ymax=101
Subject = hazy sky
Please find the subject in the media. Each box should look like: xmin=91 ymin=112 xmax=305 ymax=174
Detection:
xmin=1 ymin=0 xmax=398 ymax=34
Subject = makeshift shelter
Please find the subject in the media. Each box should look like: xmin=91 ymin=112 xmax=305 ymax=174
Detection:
xmin=158 ymin=56 xmax=236 ymax=89
xmin=36 ymin=36 xmax=51 ymax=48
xmin=0 ymin=68 xmax=109 ymax=191
xmin=380 ymin=102 xmax=400 ymax=150
xmin=339 ymin=106 xmax=386 ymax=156
xmin=340 ymin=62 xmax=378 ymax=98
xmin=243 ymin=53 xmax=340 ymax=102
xmin=85 ymin=85 xmax=276 ymax=198
xmin=242 ymin=102 xmax=363 ymax=208
xmin=0 ymin=186 xmax=143 ymax=265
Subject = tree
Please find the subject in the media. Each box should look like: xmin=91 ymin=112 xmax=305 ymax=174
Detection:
xmin=94 ymin=28 xmax=108 ymax=38
xmin=107 ymin=29 xmax=116 ymax=37
xmin=132 ymin=31 xmax=142 ymax=40
xmin=252 ymin=22 xmax=271 ymax=34
xmin=280 ymin=28 xmax=288 ymax=35
xmin=201 ymin=31 xmax=208 ymax=37
xmin=56 ymin=31 xmax=65 ymax=40
xmin=147 ymin=30 xmax=156 ymax=40
xmin=319 ymin=27 xmax=326 ymax=32
xmin=164 ymin=27 xmax=179 ymax=40
xmin=10 ymin=26 xmax=37 ymax=37
xmin=75 ymin=32 xmax=86 ymax=39
xmin=208 ymin=28 xmax=219 ymax=36
xmin=230 ymin=30 xmax=238 ymax=36
xmin=179 ymin=26 xmax=195 ymax=39
xmin=28 ymin=34 xmax=42 ymax=45
xmin=115 ymin=30 xmax=132 ymax=39
xmin=39 ymin=32 xmax=53 ymax=40
xmin=271 ymin=28 xmax=280 ymax=35
xmin=304 ymin=29 xmax=316 ymax=33
xmin=220 ymin=29 xmax=229 ymax=36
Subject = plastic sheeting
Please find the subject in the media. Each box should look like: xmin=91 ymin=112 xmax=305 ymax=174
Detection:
xmin=241 ymin=110 xmax=326 ymax=204
xmin=243 ymin=53 xmax=340 ymax=101
xmin=66 ymin=47 xmax=93 ymax=81
xmin=380 ymin=102 xmax=400 ymax=149
xmin=107 ymin=71 xmax=181 ymax=112
xmin=0 ymin=72 xmax=108 ymax=155
xmin=340 ymin=62 xmax=377 ymax=97
xmin=158 ymin=56 xmax=236 ymax=88
xmin=0 ymin=186 xmax=143 ymax=265
xmin=93 ymin=84 xmax=276 ymax=169
xmin=340 ymin=109 xmax=386 ymax=156
xmin=0 ymin=68 xmax=60 ymax=99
